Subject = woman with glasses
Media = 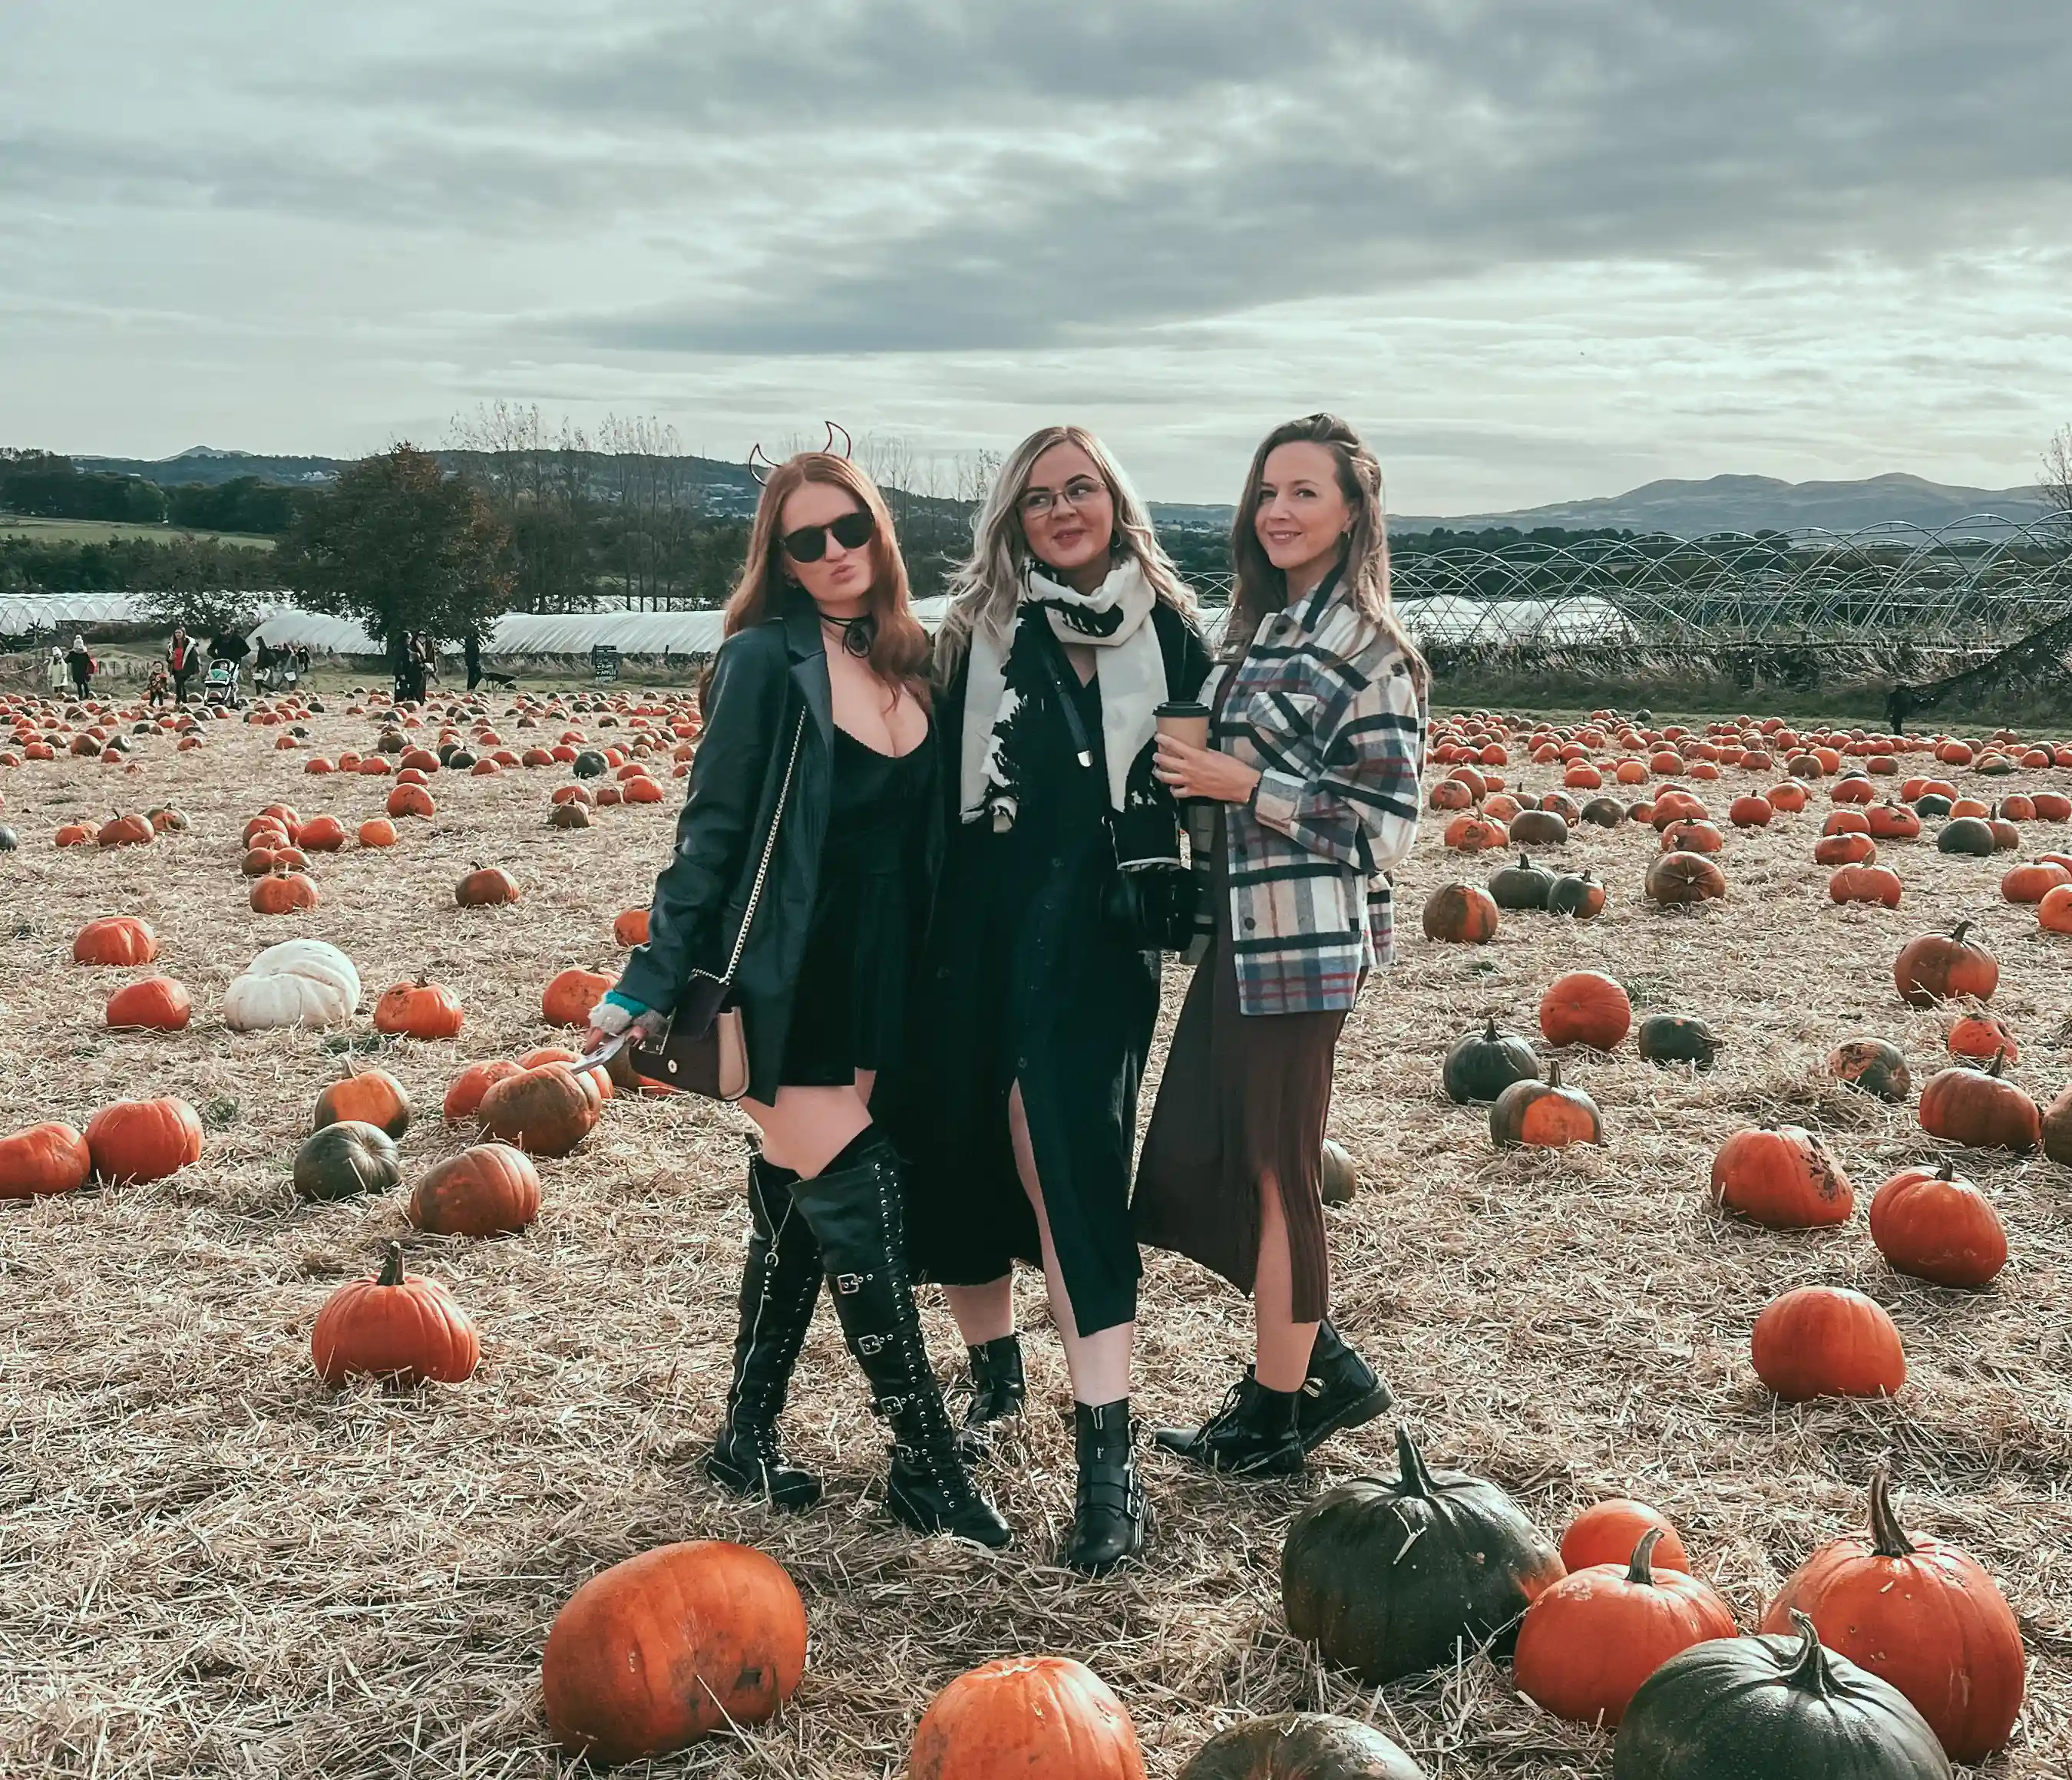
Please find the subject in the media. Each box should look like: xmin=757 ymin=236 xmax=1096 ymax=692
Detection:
xmin=1138 ymin=413 xmax=1428 ymax=1478
xmin=887 ymin=426 xmax=1208 ymax=1574
xmin=585 ymin=447 xmax=1010 ymax=1548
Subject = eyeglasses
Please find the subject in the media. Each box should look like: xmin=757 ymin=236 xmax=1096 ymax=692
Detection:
xmin=1019 ymin=477 xmax=1111 ymax=518
xmin=781 ymin=509 xmax=877 ymax=562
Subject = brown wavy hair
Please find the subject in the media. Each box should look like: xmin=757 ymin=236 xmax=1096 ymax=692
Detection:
xmin=1226 ymin=412 xmax=1426 ymax=685
xmin=723 ymin=451 xmax=931 ymax=705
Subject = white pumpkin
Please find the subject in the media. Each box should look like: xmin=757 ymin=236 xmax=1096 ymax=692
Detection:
xmin=221 ymin=939 xmax=361 ymax=1031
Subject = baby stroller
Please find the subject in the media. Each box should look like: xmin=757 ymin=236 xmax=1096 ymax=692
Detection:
xmin=258 ymin=656 xmax=299 ymax=695
xmin=204 ymin=659 xmax=241 ymax=708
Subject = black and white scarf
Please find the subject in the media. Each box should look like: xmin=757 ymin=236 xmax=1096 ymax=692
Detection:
xmin=961 ymin=560 xmax=1168 ymax=833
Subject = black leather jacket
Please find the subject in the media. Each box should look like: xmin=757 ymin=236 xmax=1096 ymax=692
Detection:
xmin=616 ymin=589 xmax=938 ymax=1096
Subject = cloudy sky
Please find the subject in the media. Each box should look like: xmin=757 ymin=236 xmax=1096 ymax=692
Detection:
xmin=4 ymin=0 xmax=2068 ymax=510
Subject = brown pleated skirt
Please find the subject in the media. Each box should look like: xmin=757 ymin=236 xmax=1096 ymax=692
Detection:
xmin=1133 ymin=814 xmax=1346 ymax=1322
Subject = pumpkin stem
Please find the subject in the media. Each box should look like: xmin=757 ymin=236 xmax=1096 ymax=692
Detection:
xmin=377 ymin=1242 xmax=405 ymax=1287
xmin=1936 ymin=1158 xmax=1955 ymax=1181
xmin=1951 ymin=920 xmax=1971 ymax=946
xmin=1547 ymin=1061 xmax=1564 ymax=1088
xmin=1783 ymin=1610 xmax=1837 ymax=1696
xmin=1867 ymin=1466 xmax=1918 ymax=1558
xmin=1393 ymin=1425 xmax=1438 ymax=1499
xmin=1626 ymin=1525 xmax=1664 ymax=1586
xmin=1988 ymin=1049 xmax=2007 ymax=1078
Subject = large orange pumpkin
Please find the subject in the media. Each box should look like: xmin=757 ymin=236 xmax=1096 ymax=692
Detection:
xmin=73 ymin=915 xmax=158 ymax=966
xmin=1750 ymin=1286 xmax=1905 ymax=1402
xmin=910 ymin=1656 xmax=1146 ymax=1780
xmin=1710 ymin=1124 xmax=1853 ymax=1229
xmin=542 ymin=1541 xmax=808 ymax=1763
xmin=84 ymin=1096 xmax=204 ymax=1184
xmin=1869 ymin=1159 xmax=2006 ymax=1288
xmin=250 ymin=870 xmax=319 ymax=914
xmin=1421 ymin=882 xmax=1500 ymax=943
xmin=105 ymin=976 xmax=193 ymax=1031
xmin=1893 ymin=921 xmax=1997 ymax=1006
xmin=1560 ymin=1499 xmax=1689 ymax=1574
xmin=310 ymin=1242 xmax=479 ymax=1386
xmin=408 ymin=1142 xmax=541 ymax=1237
xmin=1917 ymin=1052 xmax=2040 ymax=1152
xmin=1512 ymin=1529 xmax=1739 ymax=1726
xmin=1489 ymin=1063 xmax=1604 ymax=1148
xmin=314 ymin=1067 xmax=413 ymax=1139
xmin=1645 ymin=850 xmax=1727 ymax=905
xmin=455 ymin=864 xmax=520 ymax=907
xmin=1828 ymin=864 xmax=1902 ymax=907
xmin=1537 ymin=971 xmax=1631 ymax=1050
xmin=1761 ymin=1469 xmax=2024 ymax=1763
xmin=476 ymin=1062 xmax=603 ymax=1156
xmin=2000 ymin=860 xmax=2070 ymax=904
xmin=1 ymin=1122 xmax=93 ymax=1198
xmin=542 ymin=967 xmax=612 ymax=1028
xmin=374 ymin=978 xmax=465 ymax=1040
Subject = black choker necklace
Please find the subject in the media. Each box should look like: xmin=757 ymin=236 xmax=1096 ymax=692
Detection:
xmin=822 ymin=611 xmax=875 ymax=657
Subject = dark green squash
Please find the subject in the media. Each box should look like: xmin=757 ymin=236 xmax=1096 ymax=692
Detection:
xmin=292 ymin=1120 xmax=404 ymax=1202
xmin=1545 ymin=869 xmax=1605 ymax=920
xmin=1830 ymin=1038 xmax=1911 ymax=1104
xmin=1912 ymin=794 xmax=1953 ymax=818
xmin=0 ymin=822 xmax=18 ymax=852
xmin=1614 ymin=1611 xmax=1951 ymax=1780
xmin=1579 ymin=797 xmax=1625 ymax=828
xmin=1281 ymin=1425 xmax=1565 ymax=1683
xmin=1487 ymin=854 xmax=1555 ymax=911
xmin=1634 ymin=1013 xmax=1724 ymax=1070
xmin=1935 ymin=817 xmax=1994 ymax=857
xmin=1508 ymin=808 xmax=1569 ymax=848
xmin=1180 ymin=1712 xmax=1429 ymax=1779
xmin=571 ymin=748 xmax=610 ymax=779
xmin=1442 ymin=1019 xmax=1541 ymax=1105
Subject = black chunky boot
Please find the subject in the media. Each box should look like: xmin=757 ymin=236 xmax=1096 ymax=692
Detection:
xmin=1154 ymin=1375 xmax=1304 ymax=1478
xmin=706 ymin=1155 xmax=825 ymax=1511
xmin=1064 ymin=1399 xmax=1146 ymax=1575
xmin=1297 ymin=1320 xmax=1393 ymax=1454
xmin=957 ymin=1334 xmax=1026 ymax=1458
xmin=788 ymin=1131 xmax=1012 ymax=1548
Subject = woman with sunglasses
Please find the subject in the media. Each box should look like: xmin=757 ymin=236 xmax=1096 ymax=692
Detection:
xmin=1137 ymin=413 xmax=1428 ymax=1477
xmin=585 ymin=448 xmax=1010 ymax=1548
xmin=886 ymin=426 xmax=1208 ymax=1574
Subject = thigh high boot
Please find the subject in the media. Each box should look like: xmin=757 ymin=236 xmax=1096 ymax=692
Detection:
xmin=788 ymin=1128 xmax=1011 ymax=1547
xmin=706 ymin=1152 xmax=825 ymax=1510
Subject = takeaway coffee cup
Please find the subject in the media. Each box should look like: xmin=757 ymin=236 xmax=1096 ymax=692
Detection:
xmin=1155 ymin=699 xmax=1211 ymax=751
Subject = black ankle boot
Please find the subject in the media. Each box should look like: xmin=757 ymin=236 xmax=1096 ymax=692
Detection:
xmin=706 ymin=1154 xmax=824 ymax=1511
xmin=788 ymin=1132 xmax=1011 ymax=1548
xmin=957 ymin=1334 xmax=1026 ymax=1458
xmin=1297 ymin=1320 xmax=1393 ymax=1455
xmin=1064 ymin=1399 xmax=1146 ymax=1575
xmin=1154 ymin=1375 xmax=1304 ymax=1478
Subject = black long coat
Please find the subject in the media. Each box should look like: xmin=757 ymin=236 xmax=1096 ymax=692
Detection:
xmin=618 ymin=589 xmax=940 ymax=1103
xmin=885 ymin=600 xmax=1209 ymax=1336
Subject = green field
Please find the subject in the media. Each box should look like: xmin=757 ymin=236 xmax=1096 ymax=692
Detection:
xmin=0 ymin=514 xmax=275 ymax=550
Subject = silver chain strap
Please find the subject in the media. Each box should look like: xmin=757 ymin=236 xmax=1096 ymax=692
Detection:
xmin=712 ymin=708 xmax=808 ymax=989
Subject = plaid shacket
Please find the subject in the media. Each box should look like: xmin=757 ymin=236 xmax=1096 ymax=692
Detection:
xmin=1197 ymin=577 xmax=1428 ymax=1015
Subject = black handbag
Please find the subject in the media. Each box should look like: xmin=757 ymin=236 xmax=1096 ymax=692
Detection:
xmin=627 ymin=709 xmax=807 ymax=1099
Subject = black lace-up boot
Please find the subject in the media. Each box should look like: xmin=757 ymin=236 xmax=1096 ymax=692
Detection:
xmin=787 ymin=1131 xmax=1011 ymax=1548
xmin=957 ymin=1334 xmax=1026 ymax=1459
xmin=1063 ymin=1399 xmax=1146 ymax=1574
xmin=706 ymin=1154 xmax=825 ymax=1511
xmin=1154 ymin=1375 xmax=1304 ymax=1478
xmin=1296 ymin=1320 xmax=1393 ymax=1454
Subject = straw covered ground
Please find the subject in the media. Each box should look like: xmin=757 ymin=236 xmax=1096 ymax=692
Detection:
xmin=4 ymin=694 xmax=2070 ymax=1778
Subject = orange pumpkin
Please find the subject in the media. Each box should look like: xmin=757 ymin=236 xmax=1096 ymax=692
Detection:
xmin=1 ymin=1122 xmax=93 ymax=1198
xmin=407 ymin=1142 xmax=541 ymax=1237
xmin=1750 ymin=1286 xmax=1905 ymax=1402
xmin=1947 ymin=1013 xmax=2017 ymax=1065
xmin=454 ymin=864 xmax=520 ymax=908
xmin=543 ymin=967 xmax=613 ymax=1028
xmin=1827 ymin=864 xmax=1901 ymax=907
xmin=542 ymin=1541 xmax=808 ymax=1764
xmin=2000 ymin=860 xmax=2070 ymax=903
xmin=476 ymin=1062 xmax=603 ymax=1156
xmin=374 ymin=979 xmax=465 ymax=1040
xmin=1537 ymin=971 xmax=1631 ymax=1049
xmin=613 ymin=908 xmax=651 ymax=947
xmin=1760 ymin=1469 xmax=2024 ymax=1762
xmin=1727 ymin=794 xmax=1773 ymax=828
xmin=296 ymin=815 xmax=349 ymax=852
xmin=1868 ymin=801 xmax=1922 ymax=840
xmin=1421 ymin=882 xmax=1501 ymax=943
xmin=73 ymin=915 xmax=158 ymax=966
xmin=1917 ymin=1052 xmax=2039 ymax=1152
xmin=386 ymin=784 xmax=436 ymax=820
xmin=1512 ymin=1529 xmax=1738 ymax=1726
xmin=1813 ymin=832 xmax=1878 ymax=866
xmin=249 ymin=870 xmax=319 ymax=914
xmin=314 ymin=1067 xmax=413 ymax=1139
xmin=85 ymin=1096 xmax=204 ymax=1184
xmin=1645 ymin=850 xmax=1727 ymax=905
xmin=1560 ymin=1499 xmax=1689 ymax=1574
xmin=1443 ymin=813 xmax=1508 ymax=852
xmin=1766 ymin=781 xmax=1809 ymax=813
xmin=1490 ymin=1062 xmax=1604 ymax=1148
xmin=1709 ymin=1124 xmax=1853 ymax=1229
xmin=909 ymin=1656 xmax=1145 ymax=1780
xmin=310 ymin=1242 xmax=479 ymax=1386
xmin=105 ymin=976 xmax=193 ymax=1032
xmin=358 ymin=817 xmax=399 ymax=847
xmin=1869 ymin=1158 xmax=2006 ymax=1288
xmin=1893 ymin=921 xmax=1997 ymax=1006
xmin=442 ymin=1059 xmax=524 ymax=1123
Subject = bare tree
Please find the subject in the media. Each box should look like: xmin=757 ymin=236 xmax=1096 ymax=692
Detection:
xmin=2041 ymin=424 xmax=2072 ymax=536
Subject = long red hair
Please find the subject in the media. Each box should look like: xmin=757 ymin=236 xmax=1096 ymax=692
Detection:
xmin=724 ymin=451 xmax=930 ymax=705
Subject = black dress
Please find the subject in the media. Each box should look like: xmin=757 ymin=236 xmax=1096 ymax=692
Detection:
xmin=888 ymin=601 xmax=1208 ymax=1337
xmin=779 ymin=725 xmax=937 ymax=1087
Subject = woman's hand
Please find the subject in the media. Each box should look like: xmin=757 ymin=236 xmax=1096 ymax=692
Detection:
xmin=1155 ymin=735 xmax=1261 ymax=805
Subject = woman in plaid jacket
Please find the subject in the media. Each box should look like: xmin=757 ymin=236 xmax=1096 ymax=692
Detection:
xmin=1135 ymin=413 xmax=1429 ymax=1478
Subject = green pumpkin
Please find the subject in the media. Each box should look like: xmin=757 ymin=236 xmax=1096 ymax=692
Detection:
xmin=1545 ymin=869 xmax=1605 ymax=920
xmin=1634 ymin=1012 xmax=1724 ymax=1070
xmin=571 ymin=748 xmax=610 ymax=779
xmin=1579 ymin=797 xmax=1625 ymax=828
xmin=1507 ymin=808 xmax=1569 ymax=848
xmin=1319 ymin=1138 xmax=1360 ymax=1207
xmin=1912 ymin=794 xmax=1953 ymax=817
xmin=1180 ymin=1712 xmax=1429 ymax=1780
xmin=1281 ymin=1426 xmax=1565 ymax=1684
xmin=1487 ymin=854 xmax=1555 ymax=911
xmin=1442 ymin=1019 xmax=1542 ymax=1105
xmin=1614 ymin=1613 xmax=1951 ymax=1780
xmin=292 ymin=1120 xmax=403 ymax=1202
xmin=1831 ymin=1038 xmax=1912 ymax=1104
xmin=1935 ymin=817 xmax=1994 ymax=857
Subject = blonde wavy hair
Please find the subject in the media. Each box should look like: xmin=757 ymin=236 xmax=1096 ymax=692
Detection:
xmin=933 ymin=425 xmax=1195 ymax=682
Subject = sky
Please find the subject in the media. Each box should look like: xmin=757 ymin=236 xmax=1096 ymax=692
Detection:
xmin=2 ymin=0 xmax=2069 ymax=512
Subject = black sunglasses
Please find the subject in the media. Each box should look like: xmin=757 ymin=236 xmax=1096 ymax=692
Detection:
xmin=781 ymin=509 xmax=876 ymax=563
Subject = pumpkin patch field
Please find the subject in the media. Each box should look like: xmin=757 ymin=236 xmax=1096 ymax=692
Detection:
xmin=5 ymin=690 xmax=2072 ymax=1776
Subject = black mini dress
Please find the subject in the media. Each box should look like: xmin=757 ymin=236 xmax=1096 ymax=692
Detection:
xmin=778 ymin=724 xmax=937 ymax=1087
